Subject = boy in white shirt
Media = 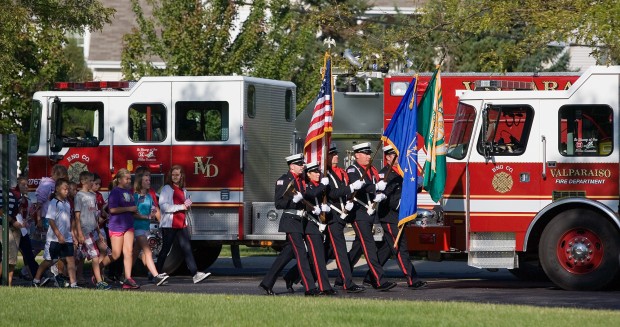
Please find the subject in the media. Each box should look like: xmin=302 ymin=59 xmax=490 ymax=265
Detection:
xmin=32 ymin=179 xmax=79 ymax=288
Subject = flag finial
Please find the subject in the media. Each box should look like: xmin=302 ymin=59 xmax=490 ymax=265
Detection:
xmin=323 ymin=37 xmax=336 ymax=49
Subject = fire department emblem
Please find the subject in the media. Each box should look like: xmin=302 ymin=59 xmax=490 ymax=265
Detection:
xmin=68 ymin=161 xmax=89 ymax=184
xmin=492 ymin=171 xmax=513 ymax=193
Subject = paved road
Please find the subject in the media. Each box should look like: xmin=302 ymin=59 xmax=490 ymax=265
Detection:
xmin=16 ymin=256 xmax=620 ymax=310
xmin=140 ymin=257 xmax=620 ymax=310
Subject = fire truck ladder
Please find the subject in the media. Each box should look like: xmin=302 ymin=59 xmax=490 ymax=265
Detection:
xmin=467 ymin=232 xmax=518 ymax=269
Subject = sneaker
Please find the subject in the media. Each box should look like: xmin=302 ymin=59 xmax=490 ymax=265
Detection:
xmin=54 ymin=275 xmax=67 ymax=288
xmin=32 ymin=280 xmax=42 ymax=288
xmin=70 ymin=283 xmax=82 ymax=289
xmin=122 ymin=278 xmax=140 ymax=289
xmin=154 ymin=273 xmax=170 ymax=286
xmin=96 ymin=281 xmax=112 ymax=290
xmin=192 ymin=272 xmax=211 ymax=284
xmin=50 ymin=264 xmax=59 ymax=277
xmin=40 ymin=277 xmax=51 ymax=287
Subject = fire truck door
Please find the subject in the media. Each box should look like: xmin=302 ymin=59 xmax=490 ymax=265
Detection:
xmin=469 ymin=102 xmax=541 ymax=233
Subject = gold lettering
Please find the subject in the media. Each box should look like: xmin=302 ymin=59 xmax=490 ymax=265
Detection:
xmin=194 ymin=156 xmax=219 ymax=177
xmin=564 ymin=81 xmax=572 ymax=90
xmin=543 ymin=81 xmax=558 ymax=90
xmin=463 ymin=81 xmax=473 ymax=91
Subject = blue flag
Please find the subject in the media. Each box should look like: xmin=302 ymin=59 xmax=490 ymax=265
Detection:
xmin=382 ymin=77 xmax=418 ymax=227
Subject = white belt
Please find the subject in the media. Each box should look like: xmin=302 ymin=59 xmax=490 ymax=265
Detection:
xmin=284 ymin=209 xmax=306 ymax=217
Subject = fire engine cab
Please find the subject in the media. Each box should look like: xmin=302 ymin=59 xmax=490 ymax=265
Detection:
xmin=27 ymin=76 xmax=297 ymax=273
xmin=443 ymin=66 xmax=620 ymax=290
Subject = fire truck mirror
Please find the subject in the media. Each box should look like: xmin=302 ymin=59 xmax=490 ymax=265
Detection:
xmin=50 ymin=97 xmax=63 ymax=152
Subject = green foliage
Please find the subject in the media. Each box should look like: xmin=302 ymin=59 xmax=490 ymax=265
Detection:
xmin=0 ymin=1 xmax=113 ymax=170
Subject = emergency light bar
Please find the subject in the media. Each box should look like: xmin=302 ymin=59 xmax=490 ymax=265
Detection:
xmin=53 ymin=81 xmax=130 ymax=91
xmin=474 ymin=80 xmax=533 ymax=90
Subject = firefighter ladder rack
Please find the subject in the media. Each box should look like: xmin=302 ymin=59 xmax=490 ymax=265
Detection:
xmin=467 ymin=232 xmax=518 ymax=269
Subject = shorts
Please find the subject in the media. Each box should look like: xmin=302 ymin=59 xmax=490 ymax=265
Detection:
xmin=0 ymin=226 xmax=20 ymax=265
xmin=134 ymin=229 xmax=149 ymax=237
xmin=49 ymin=241 xmax=75 ymax=260
xmin=109 ymin=228 xmax=134 ymax=238
xmin=77 ymin=232 xmax=100 ymax=261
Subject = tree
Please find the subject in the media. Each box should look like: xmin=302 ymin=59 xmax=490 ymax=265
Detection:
xmin=0 ymin=1 xmax=113 ymax=170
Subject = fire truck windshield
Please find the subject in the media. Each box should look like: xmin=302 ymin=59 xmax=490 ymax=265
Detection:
xmin=447 ymin=102 xmax=476 ymax=160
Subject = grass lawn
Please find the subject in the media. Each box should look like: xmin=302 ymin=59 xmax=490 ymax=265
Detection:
xmin=219 ymin=245 xmax=277 ymax=258
xmin=0 ymin=288 xmax=618 ymax=326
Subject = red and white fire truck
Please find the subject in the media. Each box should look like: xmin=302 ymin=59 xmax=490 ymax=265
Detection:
xmin=27 ymin=76 xmax=297 ymax=272
xmin=417 ymin=66 xmax=620 ymax=291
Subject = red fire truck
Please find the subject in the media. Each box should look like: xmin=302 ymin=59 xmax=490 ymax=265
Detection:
xmin=408 ymin=66 xmax=620 ymax=291
xmin=27 ymin=76 xmax=297 ymax=273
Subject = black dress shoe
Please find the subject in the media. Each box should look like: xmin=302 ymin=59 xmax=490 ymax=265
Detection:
xmin=333 ymin=283 xmax=344 ymax=290
xmin=408 ymin=280 xmax=428 ymax=290
xmin=284 ymin=279 xmax=295 ymax=293
xmin=362 ymin=279 xmax=376 ymax=288
xmin=346 ymin=285 xmax=366 ymax=293
xmin=304 ymin=288 xmax=322 ymax=296
xmin=376 ymin=281 xmax=397 ymax=291
xmin=259 ymin=283 xmax=276 ymax=296
xmin=322 ymin=289 xmax=338 ymax=296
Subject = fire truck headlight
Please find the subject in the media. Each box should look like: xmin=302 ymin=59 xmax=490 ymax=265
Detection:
xmin=391 ymin=82 xmax=409 ymax=96
xmin=267 ymin=210 xmax=279 ymax=221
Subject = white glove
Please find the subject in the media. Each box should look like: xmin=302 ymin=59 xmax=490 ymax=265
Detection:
xmin=344 ymin=201 xmax=354 ymax=211
xmin=375 ymin=180 xmax=387 ymax=191
xmin=312 ymin=206 xmax=321 ymax=216
xmin=318 ymin=223 xmax=327 ymax=232
xmin=366 ymin=208 xmax=376 ymax=215
xmin=292 ymin=192 xmax=304 ymax=203
xmin=321 ymin=177 xmax=330 ymax=186
xmin=373 ymin=193 xmax=387 ymax=203
xmin=349 ymin=179 xmax=364 ymax=192
xmin=321 ymin=203 xmax=331 ymax=213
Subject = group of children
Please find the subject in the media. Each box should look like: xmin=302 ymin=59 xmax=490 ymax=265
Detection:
xmin=0 ymin=164 xmax=195 ymax=289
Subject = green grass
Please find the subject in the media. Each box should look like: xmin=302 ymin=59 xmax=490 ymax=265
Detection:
xmin=219 ymin=245 xmax=277 ymax=258
xmin=0 ymin=288 xmax=618 ymax=326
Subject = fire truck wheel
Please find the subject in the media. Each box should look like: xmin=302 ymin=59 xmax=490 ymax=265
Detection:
xmin=539 ymin=209 xmax=620 ymax=291
xmin=192 ymin=242 xmax=222 ymax=271
xmin=508 ymin=255 xmax=549 ymax=282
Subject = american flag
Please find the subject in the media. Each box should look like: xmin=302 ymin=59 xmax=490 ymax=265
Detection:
xmin=304 ymin=54 xmax=333 ymax=166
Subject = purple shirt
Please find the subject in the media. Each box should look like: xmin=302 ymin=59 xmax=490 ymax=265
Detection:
xmin=107 ymin=187 xmax=135 ymax=232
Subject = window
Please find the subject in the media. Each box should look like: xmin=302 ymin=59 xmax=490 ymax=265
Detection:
xmin=176 ymin=101 xmax=229 ymax=141
xmin=129 ymin=103 xmax=167 ymax=142
xmin=447 ymin=103 xmax=476 ymax=160
xmin=477 ymin=104 xmax=534 ymax=156
xmin=57 ymin=102 xmax=103 ymax=148
xmin=285 ymin=89 xmax=293 ymax=122
xmin=28 ymin=100 xmax=42 ymax=153
xmin=559 ymin=105 xmax=613 ymax=156
xmin=247 ymin=85 xmax=256 ymax=118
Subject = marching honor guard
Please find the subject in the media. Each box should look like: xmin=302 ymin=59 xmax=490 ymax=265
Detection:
xmin=345 ymin=142 xmax=396 ymax=291
xmin=323 ymin=144 xmax=366 ymax=293
xmin=259 ymin=153 xmax=322 ymax=296
xmin=366 ymin=145 xmax=428 ymax=289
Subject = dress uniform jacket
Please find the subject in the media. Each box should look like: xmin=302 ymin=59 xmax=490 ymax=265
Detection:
xmin=303 ymin=180 xmax=327 ymax=235
xmin=346 ymin=161 xmax=381 ymax=222
xmin=377 ymin=165 xmax=402 ymax=224
xmin=275 ymin=171 xmax=306 ymax=233
xmin=326 ymin=166 xmax=352 ymax=225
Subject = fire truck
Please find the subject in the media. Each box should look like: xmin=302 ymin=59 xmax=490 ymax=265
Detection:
xmin=436 ymin=66 xmax=620 ymax=291
xmin=27 ymin=76 xmax=297 ymax=273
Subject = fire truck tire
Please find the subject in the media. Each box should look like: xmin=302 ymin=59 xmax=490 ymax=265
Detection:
xmin=508 ymin=255 xmax=549 ymax=282
xmin=192 ymin=242 xmax=222 ymax=271
xmin=539 ymin=209 xmax=620 ymax=291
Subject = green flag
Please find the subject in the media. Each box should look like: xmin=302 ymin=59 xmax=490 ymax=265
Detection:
xmin=417 ymin=68 xmax=446 ymax=202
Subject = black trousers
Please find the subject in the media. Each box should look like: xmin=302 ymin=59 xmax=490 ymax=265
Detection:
xmin=19 ymin=234 xmax=39 ymax=277
xmin=261 ymin=232 xmax=316 ymax=292
xmin=365 ymin=222 xmax=418 ymax=286
xmin=352 ymin=220 xmax=386 ymax=287
xmin=326 ymin=223 xmax=356 ymax=289
xmin=156 ymin=227 xmax=197 ymax=276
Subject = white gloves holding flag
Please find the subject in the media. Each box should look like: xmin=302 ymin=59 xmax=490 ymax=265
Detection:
xmin=318 ymin=223 xmax=327 ymax=232
xmin=321 ymin=177 xmax=330 ymax=186
xmin=375 ymin=180 xmax=387 ymax=192
xmin=373 ymin=193 xmax=387 ymax=203
xmin=321 ymin=203 xmax=331 ymax=213
xmin=344 ymin=201 xmax=354 ymax=211
xmin=366 ymin=208 xmax=376 ymax=215
xmin=292 ymin=192 xmax=304 ymax=203
xmin=312 ymin=206 xmax=321 ymax=216
xmin=349 ymin=179 xmax=364 ymax=193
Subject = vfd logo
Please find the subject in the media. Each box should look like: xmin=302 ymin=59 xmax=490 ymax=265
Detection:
xmin=194 ymin=156 xmax=219 ymax=177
